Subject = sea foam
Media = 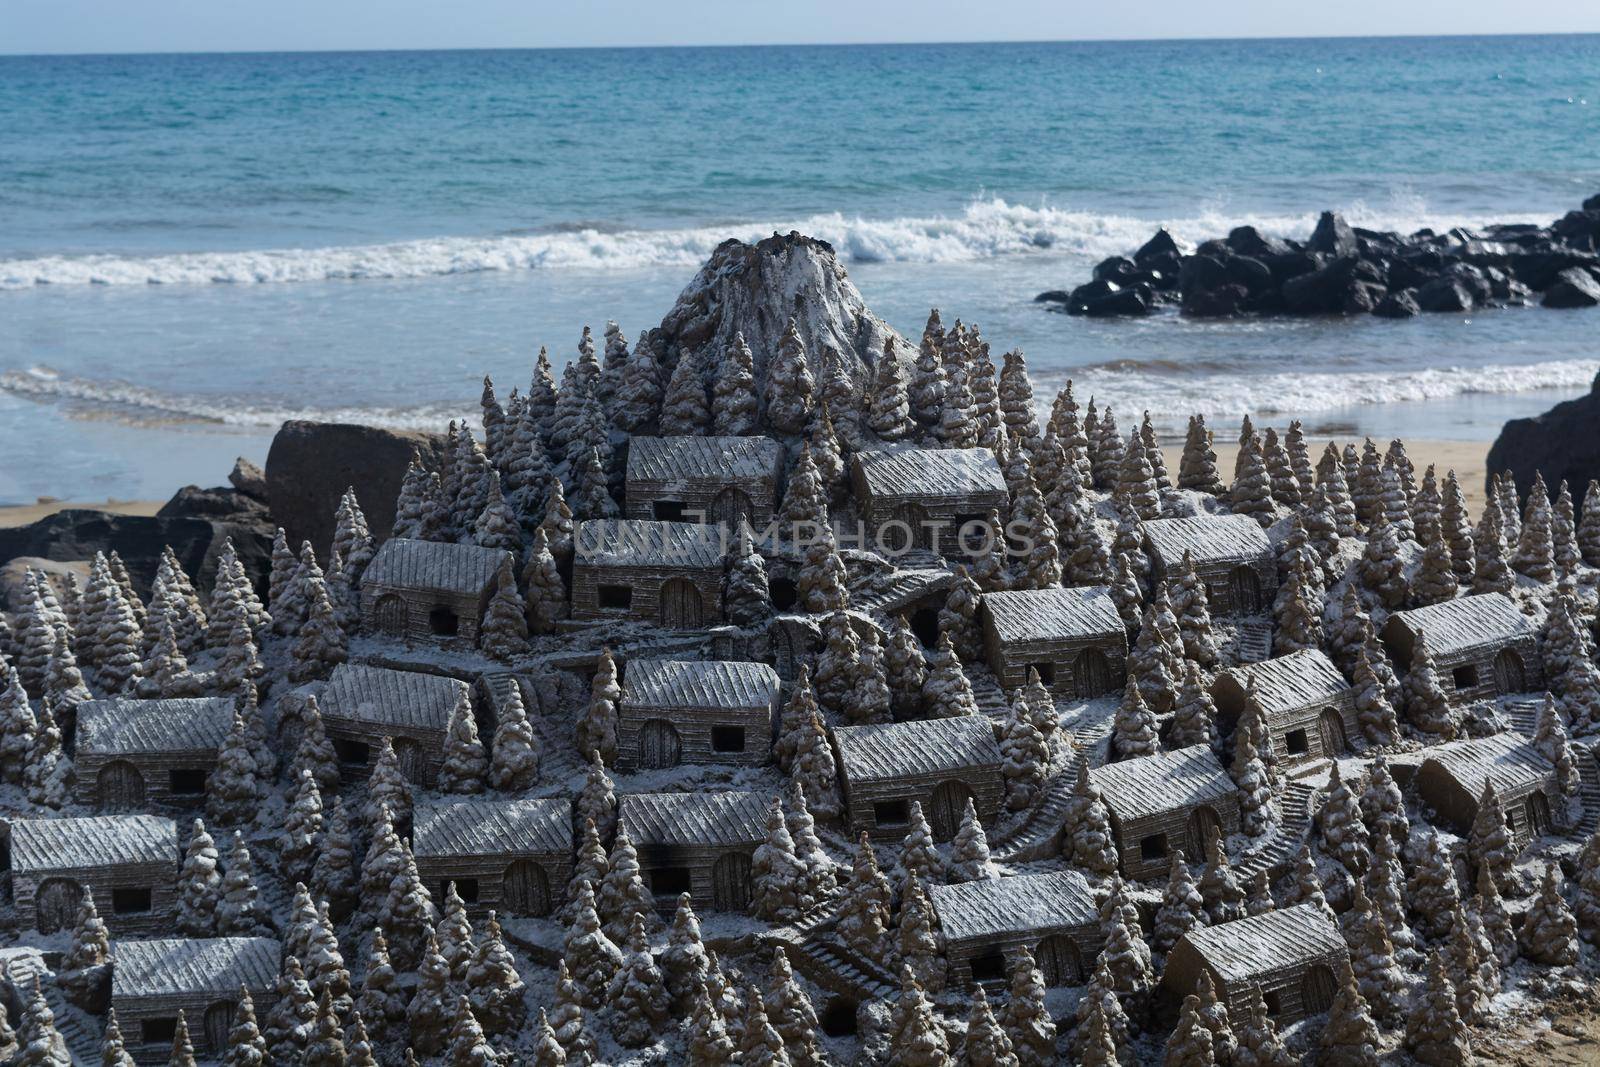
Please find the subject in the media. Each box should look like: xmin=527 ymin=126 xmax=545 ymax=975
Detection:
xmin=0 ymin=197 xmax=1482 ymax=290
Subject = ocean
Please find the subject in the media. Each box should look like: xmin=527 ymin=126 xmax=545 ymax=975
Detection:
xmin=3 ymin=36 xmax=1600 ymax=504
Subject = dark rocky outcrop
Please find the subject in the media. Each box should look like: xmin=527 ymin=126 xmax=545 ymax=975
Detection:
xmin=265 ymin=421 xmax=449 ymax=555
xmin=229 ymin=456 xmax=269 ymax=501
xmin=1036 ymin=193 xmax=1600 ymax=321
xmin=1487 ymin=370 xmax=1600 ymax=501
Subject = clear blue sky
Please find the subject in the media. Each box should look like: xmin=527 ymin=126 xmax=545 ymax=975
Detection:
xmin=7 ymin=0 xmax=1600 ymax=55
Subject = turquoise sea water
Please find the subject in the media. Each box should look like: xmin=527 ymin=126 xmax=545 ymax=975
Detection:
xmin=3 ymin=37 xmax=1600 ymax=502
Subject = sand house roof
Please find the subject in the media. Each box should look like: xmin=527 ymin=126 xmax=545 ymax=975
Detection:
xmin=1144 ymin=514 xmax=1272 ymax=568
xmin=1215 ymin=649 xmax=1349 ymax=714
xmin=622 ymin=658 xmax=780 ymax=710
xmin=11 ymin=814 xmax=177 ymax=873
xmin=1383 ymin=593 xmax=1535 ymax=659
xmin=626 ymin=435 xmax=783 ymax=483
xmin=111 ymin=937 xmax=280 ymax=999
xmin=982 ymin=585 xmax=1124 ymax=644
xmin=1091 ymin=746 xmax=1237 ymax=822
xmin=364 ymin=537 xmax=509 ymax=595
xmin=618 ymin=791 xmax=768 ymax=849
xmin=1419 ymin=732 xmax=1555 ymax=799
xmin=574 ymin=519 xmax=726 ymax=570
xmin=832 ymin=715 xmax=1002 ymax=782
xmin=928 ymin=869 xmax=1097 ymax=943
xmin=319 ymin=663 xmax=468 ymax=732
xmin=413 ymin=797 xmax=572 ymax=858
xmin=76 ymin=697 xmax=234 ymax=756
xmin=1177 ymin=904 xmax=1345 ymax=983
xmin=853 ymin=447 xmax=1008 ymax=501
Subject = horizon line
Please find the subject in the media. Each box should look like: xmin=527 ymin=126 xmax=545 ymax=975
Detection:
xmin=5 ymin=28 xmax=1600 ymax=60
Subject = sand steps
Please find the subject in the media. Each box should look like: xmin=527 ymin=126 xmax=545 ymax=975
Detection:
xmin=1237 ymin=779 xmax=1319 ymax=881
xmin=788 ymin=937 xmax=896 ymax=1003
xmin=1233 ymin=619 xmax=1274 ymax=664
xmin=993 ymin=771 xmax=1075 ymax=864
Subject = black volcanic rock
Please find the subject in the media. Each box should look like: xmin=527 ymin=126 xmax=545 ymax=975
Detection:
xmin=1307 ymin=211 xmax=1358 ymax=257
xmin=1488 ymin=371 xmax=1600 ymax=501
xmin=1542 ymin=267 xmax=1600 ymax=308
xmin=1133 ymin=228 xmax=1180 ymax=264
xmin=1372 ymin=288 xmax=1420 ymax=318
xmin=265 ymin=420 xmax=449 ymax=554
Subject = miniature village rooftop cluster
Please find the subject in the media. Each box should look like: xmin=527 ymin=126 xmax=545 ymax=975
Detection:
xmin=2 ymin=235 xmax=1600 ymax=1066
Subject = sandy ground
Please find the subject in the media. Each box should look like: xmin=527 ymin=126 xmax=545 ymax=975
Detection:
xmin=0 ymin=438 xmax=1492 ymax=530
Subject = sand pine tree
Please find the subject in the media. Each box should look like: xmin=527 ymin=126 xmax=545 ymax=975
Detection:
xmin=1112 ymin=680 xmax=1161 ymax=760
xmin=206 ymin=709 xmax=260 ymax=827
xmin=290 ymin=578 xmax=346 ymax=683
xmin=59 ymin=886 xmax=110 ymax=1010
xmin=1230 ymin=432 xmax=1275 ymax=526
xmin=1536 ymin=690 xmax=1583 ymax=799
xmin=1283 ymin=840 xmax=1335 ymax=925
xmin=362 ymin=738 xmax=412 ymax=836
xmin=723 ymin=527 xmax=771 ymax=627
xmin=1231 ymin=717 xmax=1276 ymax=838
xmin=1402 ymin=631 xmax=1458 ymax=740
xmin=1316 ymin=763 xmax=1369 ymax=876
xmin=1065 ymin=757 xmax=1119 ymax=876
xmin=1075 ymin=992 xmax=1121 ymax=1067
xmin=812 ymin=610 xmax=862 ymax=719
xmin=867 ymin=337 xmax=915 ymax=441
xmin=0 ymin=665 xmax=37 ymax=788
xmin=1572 ymin=477 xmax=1600 ymax=566
xmin=216 ymin=833 xmax=267 ymax=936
xmin=1512 ymin=470 xmax=1556 ymax=582
xmin=885 ymin=614 xmax=927 ymax=718
xmin=761 ymin=948 xmax=823 ymax=1067
xmin=751 ymin=798 xmax=809 ymax=923
xmin=1271 ymin=561 xmax=1323 ymax=654
xmin=404 ymin=935 xmax=454 ymax=1057
xmin=998 ymin=690 xmax=1049 ymax=811
xmin=24 ymin=698 xmax=70 ymax=810
xmin=613 ymin=332 xmax=664 ymax=433
xmin=1318 ymin=960 xmax=1382 ymax=1067
xmin=1232 ymin=990 xmax=1293 ymax=1067
xmin=93 ymin=582 xmax=143 ymax=695
xmin=562 ymin=880 xmax=624 ymax=1009
xmin=98 ymin=1007 xmax=132 ymax=1067
xmin=1069 ymin=955 xmax=1129 ymax=1064
xmin=685 ymin=983 xmax=735 ymax=1067
xmin=1446 ymin=903 xmax=1496 ymax=1024
xmin=659 ymin=894 xmax=712 ymax=1013
xmin=1199 ymin=834 xmax=1246 ymax=925
xmin=599 ymin=827 xmax=657 ymax=943
xmin=949 ymin=797 xmax=999 ymax=882
xmin=1407 ymin=831 xmax=1462 ymax=941
xmin=1357 ymin=514 xmax=1407 ymax=609
xmin=177 ymin=819 xmax=222 ymax=937
xmin=738 ymin=983 xmax=793 ymax=1067
xmin=922 ymin=632 xmax=980 ymax=719
xmin=852 ymin=629 xmax=893 ymax=725
xmin=1467 ymin=781 xmax=1518 ymax=896
xmin=1163 ymin=993 xmax=1216 ymax=1067
xmin=1415 ymin=521 xmax=1461 ymax=605
xmin=603 ymin=916 xmax=673 ymax=1049
xmin=466 ymin=912 xmax=526 ymax=1036
xmin=1521 ymin=863 xmax=1580 ymax=965
xmin=1168 ymin=553 xmax=1218 ymax=665
xmin=309 ymin=801 xmax=357 ymax=921
xmin=785 ymin=781 xmax=836 ymax=904
xmin=797 ymin=525 xmax=848 ymax=613
xmin=576 ymin=648 xmax=619 ymax=766
xmin=575 ymin=753 xmax=618 ymax=846
xmin=764 ymin=319 xmax=816 ymax=435
xmin=1171 ymin=662 xmax=1220 ymax=750
xmin=437 ymin=689 xmax=488 ymax=794
xmin=1406 ymin=951 xmax=1471 ymax=1067
xmin=709 ymin=331 xmax=759 ymax=436
xmin=1178 ymin=414 xmax=1224 ymax=494
xmin=520 ymin=527 xmax=568 ymax=635
xmin=1093 ymin=404 xmax=1125 ymax=489
xmin=478 ymin=556 xmax=528 ymax=660
xmin=1351 ymin=645 xmax=1400 ymax=746
xmin=962 ymin=986 xmax=1018 ymax=1067
xmin=488 ymin=682 xmax=540 ymax=792
xmin=837 ymin=833 xmax=893 ymax=962
xmin=885 ymin=965 xmax=950 ymax=1066
xmin=660 ymin=346 xmax=712 ymax=436
xmin=1152 ymin=851 xmax=1206 ymax=956
xmin=1263 ymin=426 xmax=1298 ymax=507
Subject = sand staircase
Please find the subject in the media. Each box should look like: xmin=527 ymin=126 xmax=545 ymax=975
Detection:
xmin=1236 ymin=778 xmax=1319 ymax=881
xmin=765 ymin=896 xmax=897 ymax=1003
xmin=1571 ymin=742 xmax=1600 ymax=839
xmin=1503 ymin=698 xmax=1542 ymax=736
xmin=993 ymin=772 xmax=1075 ymax=864
xmin=1233 ymin=619 xmax=1274 ymax=664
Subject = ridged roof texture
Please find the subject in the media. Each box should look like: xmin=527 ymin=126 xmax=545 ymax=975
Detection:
xmin=618 ymin=790 xmax=768 ymax=848
xmin=928 ymin=869 xmax=1097 ymax=943
xmin=77 ymin=697 xmax=234 ymax=757
xmin=1384 ymin=592 xmax=1534 ymax=658
xmin=320 ymin=663 xmax=468 ymax=732
xmin=111 ymin=937 xmax=280 ymax=999
xmin=833 ymin=715 xmax=1002 ymax=782
xmin=622 ymin=658 xmax=781 ymax=711
xmin=1176 ymin=904 xmax=1345 ymax=982
xmin=1420 ymin=732 xmax=1555 ymax=799
xmin=982 ymin=585 xmax=1124 ymax=644
xmin=853 ymin=447 xmax=1009 ymax=501
xmin=1216 ymin=649 xmax=1350 ymax=715
xmin=1144 ymin=514 xmax=1272 ymax=568
xmin=364 ymin=537 xmax=509 ymax=596
xmin=11 ymin=814 xmax=177 ymax=872
xmin=625 ymin=435 xmax=784 ymax=483
xmin=574 ymin=519 xmax=726 ymax=569
xmin=413 ymin=797 xmax=573 ymax=858
xmin=1091 ymin=746 xmax=1236 ymax=821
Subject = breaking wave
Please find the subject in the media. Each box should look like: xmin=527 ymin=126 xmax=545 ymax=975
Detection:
xmin=0 ymin=196 xmax=1486 ymax=290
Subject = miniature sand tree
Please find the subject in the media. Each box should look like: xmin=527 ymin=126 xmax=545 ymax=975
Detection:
xmin=1534 ymin=691 xmax=1582 ymax=799
xmin=761 ymin=949 xmax=822 ymax=1067
xmin=539 ymin=479 xmax=576 ymax=565
xmin=176 ymin=818 xmax=222 ymax=937
xmin=660 ymin=346 xmax=712 ymax=436
xmin=1401 ymin=631 xmax=1458 ymax=740
xmin=292 ymin=694 xmax=340 ymax=792
xmin=614 ymin=332 xmax=664 ymax=433
xmin=1178 ymin=414 xmax=1224 ymax=494
xmin=58 ymin=886 xmax=109 ymax=1011
xmin=813 ymin=611 xmax=863 ymax=719
xmin=1229 ymin=990 xmax=1293 ymax=1067
xmin=1356 ymin=514 xmax=1407 ymax=610
xmin=466 ymin=912 xmax=526 ymax=1036
xmin=1094 ymin=405 xmax=1125 ymax=489
xmin=1406 ymin=951 xmax=1470 ymax=1067
xmin=1520 ymin=864 xmax=1580 ymax=965
xmin=836 ymin=834 xmax=893 ymax=962
xmin=1444 ymin=904 xmax=1494 ymax=1024
xmin=1163 ymin=993 xmax=1216 ymax=1067
xmin=808 ymin=404 xmax=848 ymax=502
xmin=1129 ymin=601 xmax=1178 ymax=714
xmin=1115 ymin=427 xmax=1162 ymax=522
xmin=1409 ymin=831 xmax=1463 ymax=941
xmin=867 ymin=337 xmax=915 ymax=442
xmin=43 ymin=627 xmax=91 ymax=718
xmin=521 ymin=528 xmax=568 ymax=635
xmin=999 ymin=689 xmax=1049 ymax=811
xmin=1171 ymin=662 xmax=1220 ymax=750
xmin=436 ymin=884 xmax=476 ymax=981
xmin=528 ymin=1010 xmax=570 ymax=1067
xmin=139 ymin=618 xmax=199 ymax=698
xmin=1101 ymin=880 xmax=1156 ymax=1024
xmin=751 ymin=797 xmax=809 ymax=923
xmin=0 ymin=666 xmax=35 ymax=788
xmin=487 ymin=682 xmax=540 ymax=792
xmin=302 ymin=989 xmax=346 ymax=1067
xmin=576 ymin=648 xmax=620 ymax=767
xmin=1316 ymin=764 xmax=1370 ymax=876
xmin=659 ymin=894 xmax=712 ymax=1012
xmin=98 ymin=1007 xmax=131 ymax=1067
xmin=1313 ymin=960 xmax=1382 ymax=1067
xmin=1230 ymin=432 xmax=1275 ymax=526
xmin=598 ymin=827 xmax=656 ymax=943
xmin=1282 ymin=841 xmax=1334 ymax=926
xmin=797 ymin=525 xmax=849 ymax=614
xmin=217 ymin=833 xmax=268 ymax=935
xmin=1579 ymin=828 xmax=1600 ymax=947
xmin=949 ymin=798 xmax=999 ymax=882
xmin=1112 ymin=680 xmax=1161 ymax=760
xmin=852 ymin=629 xmax=893 ymax=725
xmin=444 ymin=995 xmax=498 ymax=1066
xmin=359 ymin=810 xmax=406 ymax=927
xmin=764 ymin=319 xmax=815 ymax=435
xmin=785 ymin=781 xmax=837 ymax=904
xmin=437 ymin=690 xmax=488 ymax=794
xmin=1512 ymin=470 xmax=1556 ymax=582
xmin=882 ymin=615 xmax=927 ymax=719
xmin=907 ymin=310 xmax=946 ymax=429
xmin=1152 ymin=851 xmax=1207 ymax=956
xmin=92 ymin=582 xmax=143 ymax=695
xmin=709 ymin=331 xmax=759 ymax=436
xmin=216 ymin=990 xmax=267 ymax=1067
xmin=1376 ymin=464 xmax=1413 ymax=542
xmin=1067 ymin=504 xmax=1116 ymax=588
xmin=478 ymin=557 xmax=529 ymax=660
xmin=1272 ymin=562 xmax=1324 ymax=657
xmin=898 ymin=801 xmax=947 ymax=890
xmin=1064 ymin=757 xmax=1119 ymax=877
xmin=1356 ymin=757 xmax=1407 ymax=846
xmin=1230 ymin=716 xmax=1276 ymax=838
xmin=885 ymin=965 xmax=950 ymax=1066
xmin=290 ymin=578 xmax=347 ymax=684
xmin=938 ymin=350 xmax=980 ymax=451
xmin=575 ymin=753 xmax=618 ymax=846
xmin=1260 ymin=427 xmax=1295 ymax=507
xmin=1467 ymin=781 xmax=1517 ymax=895
xmin=561 ymin=881 xmax=623 ymax=1010
xmin=1013 ymin=473 xmax=1064 ymax=588
xmin=685 ymin=983 xmax=736 ymax=1067
xmin=1345 ymin=882 xmax=1404 ymax=1025
xmin=548 ymin=960 xmax=597 ymax=1066
xmin=362 ymin=740 xmax=412 ymax=837
xmin=1472 ymin=491 xmax=1515 ymax=596
xmin=1361 ymin=830 xmax=1413 ymax=953
xmin=381 ymin=845 xmax=437 ymax=971
xmin=723 ymin=527 xmax=772 ymax=627
xmin=1350 ymin=646 xmax=1399 ymax=747
xmin=570 ymin=447 xmax=619 ymax=520
xmin=963 ymin=987 xmax=1018 ymax=1067
xmin=737 ymin=984 xmax=791 ymax=1067
xmin=1069 ymin=954 xmax=1130 ymax=1064
xmin=922 ymin=632 xmax=980 ymax=719
xmin=355 ymin=930 xmax=405 ymax=1046
xmin=207 ymin=709 xmax=261 ymax=827
xmin=1199 ymin=833 xmax=1246 ymax=925
xmin=263 ymin=957 xmax=315 ymax=1063
xmin=23 ymin=699 xmax=69 ymax=810
xmin=986 ymin=945 xmax=1055 ymax=1067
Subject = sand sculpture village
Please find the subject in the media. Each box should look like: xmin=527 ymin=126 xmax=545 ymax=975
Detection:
xmin=1 ymin=233 xmax=1599 ymax=1066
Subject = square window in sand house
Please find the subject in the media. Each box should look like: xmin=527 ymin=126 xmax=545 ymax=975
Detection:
xmin=441 ymin=878 xmax=480 ymax=904
xmin=970 ymin=951 xmax=1009 ymax=984
xmin=168 ymin=768 xmax=207 ymax=795
xmin=1285 ymin=729 xmax=1309 ymax=756
xmin=650 ymin=867 xmax=693 ymax=899
xmin=142 ymin=1019 xmax=178 ymax=1047
xmin=599 ymin=585 xmax=633 ymax=610
xmin=1140 ymin=833 xmax=1168 ymax=862
xmin=1453 ymin=665 xmax=1479 ymax=690
xmin=334 ymin=738 xmax=371 ymax=766
xmin=874 ymin=800 xmax=910 ymax=828
xmin=653 ymin=501 xmax=689 ymax=521
xmin=112 ymin=887 xmax=153 ymax=914
xmin=711 ymin=725 xmax=746 ymax=753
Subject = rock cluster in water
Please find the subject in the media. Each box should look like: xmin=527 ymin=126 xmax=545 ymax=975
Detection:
xmin=1038 ymin=193 xmax=1600 ymax=318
